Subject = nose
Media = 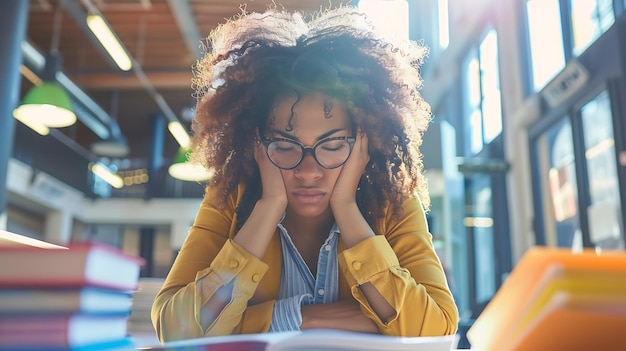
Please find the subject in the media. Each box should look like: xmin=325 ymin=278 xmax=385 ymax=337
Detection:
xmin=294 ymin=152 xmax=322 ymax=180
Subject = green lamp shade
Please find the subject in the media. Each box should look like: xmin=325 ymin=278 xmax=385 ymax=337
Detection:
xmin=13 ymin=82 xmax=76 ymax=128
xmin=168 ymin=148 xmax=212 ymax=182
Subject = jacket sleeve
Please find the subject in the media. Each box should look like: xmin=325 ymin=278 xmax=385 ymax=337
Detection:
xmin=337 ymin=197 xmax=459 ymax=336
xmin=151 ymin=185 xmax=276 ymax=342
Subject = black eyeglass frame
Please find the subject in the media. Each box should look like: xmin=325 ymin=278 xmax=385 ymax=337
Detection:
xmin=261 ymin=134 xmax=357 ymax=170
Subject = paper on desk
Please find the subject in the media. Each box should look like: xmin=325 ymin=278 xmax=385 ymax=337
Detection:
xmin=141 ymin=329 xmax=457 ymax=351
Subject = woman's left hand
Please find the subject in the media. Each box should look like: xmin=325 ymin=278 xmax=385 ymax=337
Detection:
xmin=330 ymin=129 xmax=369 ymax=209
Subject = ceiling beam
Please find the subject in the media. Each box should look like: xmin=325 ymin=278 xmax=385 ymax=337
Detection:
xmin=71 ymin=71 xmax=193 ymax=90
xmin=66 ymin=0 xmax=185 ymax=125
xmin=166 ymin=0 xmax=203 ymax=60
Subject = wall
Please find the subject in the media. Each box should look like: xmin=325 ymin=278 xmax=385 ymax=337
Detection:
xmin=6 ymin=157 xmax=201 ymax=249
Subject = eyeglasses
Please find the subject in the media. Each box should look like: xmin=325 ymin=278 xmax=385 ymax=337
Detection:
xmin=261 ymin=135 xmax=356 ymax=170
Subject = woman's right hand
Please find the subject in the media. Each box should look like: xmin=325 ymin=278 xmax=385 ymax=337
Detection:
xmin=233 ymin=141 xmax=288 ymax=259
xmin=254 ymin=140 xmax=288 ymax=210
xmin=300 ymin=300 xmax=379 ymax=333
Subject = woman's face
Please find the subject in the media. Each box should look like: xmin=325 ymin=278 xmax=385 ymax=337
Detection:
xmin=267 ymin=92 xmax=353 ymax=219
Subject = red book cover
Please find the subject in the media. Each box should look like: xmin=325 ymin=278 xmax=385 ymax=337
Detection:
xmin=0 ymin=313 xmax=128 ymax=348
xmin=0 ymin=241 xmax=145 ymax=291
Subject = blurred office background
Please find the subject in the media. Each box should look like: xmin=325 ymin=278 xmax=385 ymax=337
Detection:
xmin=2 ymin=0 xmax=625 ymax=346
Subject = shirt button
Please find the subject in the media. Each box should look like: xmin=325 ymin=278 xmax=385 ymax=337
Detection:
xmin=324 ymin=245 xmax=331 ymax=251
xmin=317 ymin=289 xmax=325 ymax=296
xmin=229 ymin=259 xmax=239 ymax=269
xmin=251 ymin=273 xmax=261 ymax=282
xmin=352 ymin=261 xmax=362 ymax=270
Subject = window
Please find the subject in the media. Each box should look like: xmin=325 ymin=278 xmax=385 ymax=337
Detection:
xmin=570 ymin=0 xmax=614 ymax=55
xmin=465 ymin=52 xmax=483 ymax=154
xmin=463 ymin=28 xmax=503 ymax=155
xmin=537 ymin=118 xmax=582 ymax=249
xmin=581 ymin=91 xmax=624 ymax=249
xmin=438 ymin=0 xmax=449 ymax=49
xmin=479 ymin=30 xmax=502 ymax=144
xmin=467 ymin=176 xmax=496 ymax=304
xmin=526 ymin=0 xmax=566 ymax=91
xmin=358 ymin=0 xmax=409 ymax=42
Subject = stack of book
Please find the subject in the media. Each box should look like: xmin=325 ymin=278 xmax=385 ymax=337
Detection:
xmin=467 ymin=246 xmax=626 ymax=351
xmin=0 ymin=237 xmax=144 ymax=350
xmin=127 ymin=277 xmax=164 ymax=346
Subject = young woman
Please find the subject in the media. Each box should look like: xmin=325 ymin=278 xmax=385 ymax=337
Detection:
xmin=151 ymin=6 xmax=459 ymax=342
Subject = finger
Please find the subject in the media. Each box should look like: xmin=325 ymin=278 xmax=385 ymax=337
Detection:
xmin=254 ymin=141 xmax=267 ymax=164
xmin=358 ymin=129 xmax=368 ymax=150
xmin=354 ymin=129 xmax=370 ymax=163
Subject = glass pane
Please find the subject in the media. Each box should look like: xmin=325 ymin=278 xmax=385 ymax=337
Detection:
xmin=467 ymin=56 xmax=481 ymax=107
xmin=479 ymin=29 xmax=502 ymax=143
xmin=581 ymin=91 xmax=624 ymax=249
xmin=570 ymin=0 xmax=615 ymax=55
xmin=358 ymin=0 xmax=409 ymax=42
xmin=526 ymin=0 xmax=566 ymax=91
xmin=465 ymin=54 xmax=483 ymax=154
xmin=536 ymin=118 xmax=582 ymax=249
xmin=466 ymin=175 xmax=495 ymax=304
xmin=470 ymin=110 xmax=483 ymax=154
xmin=438 ymin=0 xmax=449 ymax=48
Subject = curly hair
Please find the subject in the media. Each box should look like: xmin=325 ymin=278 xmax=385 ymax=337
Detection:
xmin=191 ymin=6 xmax=432 ymax=230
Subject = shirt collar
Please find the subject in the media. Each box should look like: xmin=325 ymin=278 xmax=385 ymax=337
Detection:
xmin=277 ymin=212 xmax=340 ymax=234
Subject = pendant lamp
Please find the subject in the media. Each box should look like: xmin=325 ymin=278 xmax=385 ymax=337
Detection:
xmin=14 ymin=53 xmax=76 ymax=129
xmin=90 ymin=134 xmax=129 ymax=158
xmin=90 ymin=90 xmax=129 ymax=158
xmin=13 ymin=2 xmax=76 ymax=130
xmin=168 ymin=148 xmax=212 ymax=182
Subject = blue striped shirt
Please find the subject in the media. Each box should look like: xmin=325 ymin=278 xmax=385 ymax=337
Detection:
xmin=268 ymin=221 xmax=340 ymax=331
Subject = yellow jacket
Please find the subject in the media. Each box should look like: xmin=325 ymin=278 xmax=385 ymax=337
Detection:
xmin=152 ymin=183 xmax=459 ymax=342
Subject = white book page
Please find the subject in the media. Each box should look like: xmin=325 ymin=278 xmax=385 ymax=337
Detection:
xmin=144 ymin=330 xmax=456 ymax=351
xmin=270 ymin=329 xmax=457 ymax=351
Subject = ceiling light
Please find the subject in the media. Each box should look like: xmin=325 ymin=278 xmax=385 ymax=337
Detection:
xmin=13 ymin=79 xmax=76 ymax=129
xmin=168 ymin=148 xmax=212 ymax=182
xmin=90 ymin=136 xmax=130 ymax=158
xmin=90 ymin=162 xmax=124 ymax=189
xmin=167 ymin=121 xmax=191 ymax=149
xmin=13 ymin=112 xmax=50 ymax=136
xmin=86 ymin=14 xmax=133 ymax=71
xmin=90 ymin=91 xmax=129 ymax=158
xmin=14 ymin=5 xmax=76 ymax=132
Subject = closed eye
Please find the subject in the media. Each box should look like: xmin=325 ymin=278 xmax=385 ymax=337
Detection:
xmin=320 ymin=141 xmax=348 ymax=152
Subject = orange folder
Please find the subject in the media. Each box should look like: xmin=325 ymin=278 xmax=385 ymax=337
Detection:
xmin=467 ymin=247 xmax=626 ymax=351
xmin=509 ymin=291 xmax=626 ymax=351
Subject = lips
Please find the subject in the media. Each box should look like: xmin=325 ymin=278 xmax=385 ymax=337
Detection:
xmin=292 ymin=189 xmax=326 ymax=204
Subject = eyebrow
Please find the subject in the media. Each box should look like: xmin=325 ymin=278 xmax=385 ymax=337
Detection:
xmin=270 ymin=128 xmax=348 ymax=141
